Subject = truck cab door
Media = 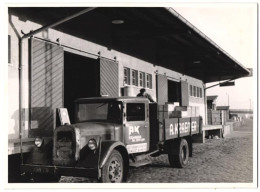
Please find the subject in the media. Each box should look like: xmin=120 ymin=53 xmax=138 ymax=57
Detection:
xmin=123 ymin=102 xmax=150 ymax=154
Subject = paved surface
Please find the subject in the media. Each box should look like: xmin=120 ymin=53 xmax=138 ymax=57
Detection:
xmin=60 ymin=119 xmax=253 ymax=183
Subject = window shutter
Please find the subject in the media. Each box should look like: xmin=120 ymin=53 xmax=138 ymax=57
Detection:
xmin=99 ymin=58 xmax=119 ymax=97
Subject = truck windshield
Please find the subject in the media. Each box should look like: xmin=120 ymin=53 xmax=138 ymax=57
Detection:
xmin=76 ymin=102 xmax=122 ymax=123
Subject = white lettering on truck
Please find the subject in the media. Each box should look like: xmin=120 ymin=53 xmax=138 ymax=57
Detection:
xmin=129 ymin=126 xmax=145 ymax=142
xmin=169 ymin=121 xmax=197 ymax=136
xmin=191 ymin=121 xmax=197 ymax=132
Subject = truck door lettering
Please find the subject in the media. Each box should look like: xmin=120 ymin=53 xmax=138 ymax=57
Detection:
xmin=129 ymin=126 xmax=140 ymax=135
xmin=129 ymin=126 xmax=145 ymax=142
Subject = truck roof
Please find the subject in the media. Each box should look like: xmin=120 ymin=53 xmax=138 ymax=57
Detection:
xmin=75 ymin=96 xmax=149 ymax=103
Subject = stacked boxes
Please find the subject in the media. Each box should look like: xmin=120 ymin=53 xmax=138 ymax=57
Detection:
xmin=158 ymin=102 xmax=179 ymax=119
xmin=158 ymin=103 xmax=200 ymax=119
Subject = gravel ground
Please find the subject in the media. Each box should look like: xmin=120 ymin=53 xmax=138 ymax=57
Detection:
xmin=60 ymin=119 xmax=254 ymax=183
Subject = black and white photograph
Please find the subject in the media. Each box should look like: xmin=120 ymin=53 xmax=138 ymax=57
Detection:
xmin=2 ymin=0 xmax=257 ymax=189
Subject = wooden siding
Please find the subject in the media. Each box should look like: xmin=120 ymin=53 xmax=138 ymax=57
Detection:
xmin=99 ymin=58 xmax=118 ymax=97
xmin=29 ymin=38 xmax=64 ymax=137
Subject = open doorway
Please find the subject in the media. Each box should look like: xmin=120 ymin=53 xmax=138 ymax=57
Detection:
xmin=64 ymin=52 xmax=99 ymax=123
xmin=168 ymin=80 xmax=181 ymax=104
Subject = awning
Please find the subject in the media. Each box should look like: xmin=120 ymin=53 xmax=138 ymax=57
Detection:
xmin=207 ymin=95 xmax=218 ymax=101
xmin=9 ymin=7 xmax=250 ymax=83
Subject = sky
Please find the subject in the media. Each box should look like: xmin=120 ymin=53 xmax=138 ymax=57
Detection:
xmin=172 ymin=3 xmax=257 ymax=110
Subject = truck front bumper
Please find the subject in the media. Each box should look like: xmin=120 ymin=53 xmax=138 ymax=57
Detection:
xmin=21 ymin=164 xmax=99 ymax=179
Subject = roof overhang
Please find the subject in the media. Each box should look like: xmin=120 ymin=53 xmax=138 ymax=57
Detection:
xmin=207 ymin=95 xmax=218 ymax=101
xmin=9 ymin=7 xmax=250 ymax=83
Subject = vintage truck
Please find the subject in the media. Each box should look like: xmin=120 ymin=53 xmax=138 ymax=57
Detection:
xmin=21 ymin=97 xmax=202 ymax=183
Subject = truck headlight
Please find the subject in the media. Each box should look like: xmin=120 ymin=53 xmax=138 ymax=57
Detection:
xmin=35 ymin=137 xmax=44 ymax=148
xmin=88 ymin=139 xmax=97 ymax=150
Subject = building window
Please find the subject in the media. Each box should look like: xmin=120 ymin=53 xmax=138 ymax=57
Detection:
xmin=139 ymin=71 xmax=145 ymax=87
xmin=193 ymin=86 xmax=196 ymax=97
xmin=190 ymin=85 xmax=193 ymax=96
xmin=197 ymin=87 xmax=200 ymax=97
xmin=124 ymin=67 xmax=130 ymax=85
xmin=132 ymin=69 xmax=138 ymax=86
xmin=190 ymin=85 xmax=203 ymax=98
xmin=146 ymin=74 xmax=152 ymax=89
xmin=200 ymin=88 xmax=203 ymax=98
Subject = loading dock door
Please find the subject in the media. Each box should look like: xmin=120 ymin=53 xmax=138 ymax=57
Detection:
xmin=29 ymin=38 xmax=64 ymax=137
xmin=156 ymin=74 xmax=168 ymax=105
xmin=168 ymin=80 xmax=181 ymax=104
xmin=167 ymin=80 xmax=189 ymax=106
xmin=64 ymin=52 xmax=99 ymax=123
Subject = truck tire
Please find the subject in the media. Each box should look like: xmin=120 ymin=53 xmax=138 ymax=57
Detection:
xmin=32 ymin=174 xmax=61 ymax=183
xmin=168 ymin=139 xmax=189 ymax=168
xmin=101 ymin=150 xmax=124 ymax=183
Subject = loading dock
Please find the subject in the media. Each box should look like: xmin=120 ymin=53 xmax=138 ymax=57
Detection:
xmin=8 ymin=7 xmax=251 ymax=181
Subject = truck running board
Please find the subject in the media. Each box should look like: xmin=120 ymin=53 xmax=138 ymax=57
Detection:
xmin=129 ymin=159 xmax=152 ymax=167
xmin=129 ymin=150 xmax=160 ymax=167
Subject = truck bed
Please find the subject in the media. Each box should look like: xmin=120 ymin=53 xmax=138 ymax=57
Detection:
xmin=149 ymin=103 xmax=202 ymax=150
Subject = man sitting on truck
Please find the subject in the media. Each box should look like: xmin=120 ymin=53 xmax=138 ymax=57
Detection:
xmin=136 ymin=88 xmax=155 ymax=102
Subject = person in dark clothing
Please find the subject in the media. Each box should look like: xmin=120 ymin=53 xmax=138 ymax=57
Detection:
xmin=136 ymin=88 xmax=155 ymax=102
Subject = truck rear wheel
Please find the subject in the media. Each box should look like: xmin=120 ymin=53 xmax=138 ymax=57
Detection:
xmin=101 ymin=150 xmax=124 ymax=183
xmin=168 ymin=139 xmax=189 ymax=168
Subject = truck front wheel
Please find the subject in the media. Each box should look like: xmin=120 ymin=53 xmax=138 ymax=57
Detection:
xmin=168 ymin=139 xmax=189 ymax=168
xmin=101 ymin=150 xmax=124 ymax=183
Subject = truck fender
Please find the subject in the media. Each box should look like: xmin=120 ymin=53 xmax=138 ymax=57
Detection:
xmin=99 ymin=141 xmax=129 ymax=175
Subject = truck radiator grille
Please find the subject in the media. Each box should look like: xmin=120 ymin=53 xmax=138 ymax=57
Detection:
xmin=53 ymin=129 xmax=76 ymax=166
xmin=57 ymin=131 xmax=73 ymax=159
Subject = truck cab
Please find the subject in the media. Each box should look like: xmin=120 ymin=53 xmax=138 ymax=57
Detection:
xmin=73 ymin=97 xmax=150 ymax=153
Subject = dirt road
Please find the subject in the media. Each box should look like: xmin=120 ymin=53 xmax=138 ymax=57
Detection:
xmin=60 ymin=119 xmax=254 ymax=183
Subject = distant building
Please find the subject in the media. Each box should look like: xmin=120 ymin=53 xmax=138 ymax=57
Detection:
xmin=216 ymin=106 xmax=230 ymax=123
xmin=229 ymin=109 xmax=253 ymax=120
xmin=207 ymin=95 xmax=218 ymax=110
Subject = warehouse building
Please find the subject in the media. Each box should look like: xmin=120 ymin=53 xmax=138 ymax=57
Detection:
xmin=8 ymin=7 xmax=250 ymax=171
